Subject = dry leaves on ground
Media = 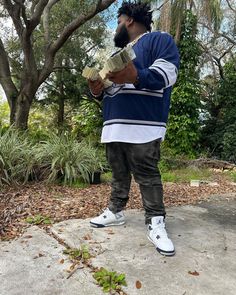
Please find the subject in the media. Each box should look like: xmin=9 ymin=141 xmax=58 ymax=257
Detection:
xmin=0 ymin=175 xmax=236 ymax=241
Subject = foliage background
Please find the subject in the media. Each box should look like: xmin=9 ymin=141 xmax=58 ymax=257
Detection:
xmin=0 ymin=0 xmax=236 ymax=187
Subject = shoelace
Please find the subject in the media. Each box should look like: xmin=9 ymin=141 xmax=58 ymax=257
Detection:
xmin=151 ymin=222 xmax=168 ymax=238
xmin=102 ymin=208 xmax=110 ymax=215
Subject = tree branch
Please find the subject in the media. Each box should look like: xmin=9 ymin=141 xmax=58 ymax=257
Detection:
xmin=12 ymin=0 xmax=29 ymax=25
xmin=199 ymin=21 xmax=236 ymax=46
xmin=43 ymin=0 xmax=60 ymax=46
xmin=52 ymin=66 xmax=81 ymax=71
xmin=28 ymin=0 xmax=49 ymax=34
xmin=217 ymin=31 xmax=236 ymax=46
xmin=155 ymin=0 xmax=170 ymax=11
xmin=30 ymin=0 xmax=40 ymax=14
xmin=225 ymin=0 xmax=236 ymax=13
xmin=3 ymin=0 xmax=24 ymax=39
xmin=84 ymin=43 xmax=99 ymax=53
xmin=38 ymin=0 xmax=116 ymax=85
xmin=50 ymin=0 xmax=115 ymax=55
xmin=43 ymin=80 xmax=61 ymax=95
xmin=0 ymin=37 xmax=18 ymax=105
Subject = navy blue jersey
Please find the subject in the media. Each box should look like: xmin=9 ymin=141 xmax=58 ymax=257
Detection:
xmin=101 ymin=32 xmax=180 ymax=143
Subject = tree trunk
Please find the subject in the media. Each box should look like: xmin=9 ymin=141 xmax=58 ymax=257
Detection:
xmin=57 ymin=94 xmax=65 ymax=128
xmin=57 ymin=65 xmax=65 ymax=130
xmin=10 ymin=95 xmax=17 ymax=125
xmin=15 ymin=94 xmax=32 ymax=129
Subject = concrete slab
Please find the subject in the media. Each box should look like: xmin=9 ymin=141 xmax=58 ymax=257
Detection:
xmin=0 ymin=194 xmax=235 ymax=295
xmin=51 ymin=195 xmax=236 ymax=295
xmin=0 ymin=226 xmax=103 ymax=295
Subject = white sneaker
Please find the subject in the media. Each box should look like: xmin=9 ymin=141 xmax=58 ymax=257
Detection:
xmin=90 ymin=208 xmax=125 ymax=228
xmin=147 ymin=216 xmax=175 ymax=256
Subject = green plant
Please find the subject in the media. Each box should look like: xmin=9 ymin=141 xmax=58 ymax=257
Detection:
xmin=72 ymin=98 xmax=103 ymax=142
xmin=35 ymin=132 xmax=105 ymax=184
xmin=201 ymin=58 xmax=236 ymax=161
xmin=63 ymin=245 xmax=91 ymax=261
xmin=222 ymin=123 xmax=236 ymax=163
xmin=230 ymin=172 xmax=236 ymax=183
xmin=0 ymin=100 xmax=10 ymax=127
xmin=25 ymin=214 xmax=52 ymax=225
xmin=69 ymin=179 xmax=90 ymax=188
xmin=166 ymin=11 xmax=202 ymax=156
xmin=0 ymin=128 xmax=36 ymax=185
xmin=161 ymin=167 xmax=211 ymax=183
xmin=93 ymin=267 xmax=127 ymax=293
xmin=224 ymin=171 xmax=236 ymax=183
xmin=100 ymin=171 xmax=112 ymax=183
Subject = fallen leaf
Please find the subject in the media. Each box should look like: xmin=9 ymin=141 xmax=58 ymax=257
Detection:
xmin=70 ymin=264 xmax=75 ymax=270
xmin=59 ymin=259 xmax=64 ymax=264
xmin=136 ymin=280 xmax=142 ymax=289
xmin=188 ymin=270 xmax=199 ymax=276
xmin=24 ymin=235 xmax=33 ymax=239
xmin=1 ymin=177 xmax=236 ymax=241
xmin=105 ymin=229 xmax=114 ymax=235
xmin=83 ymin=233 xmax=92 ymax=240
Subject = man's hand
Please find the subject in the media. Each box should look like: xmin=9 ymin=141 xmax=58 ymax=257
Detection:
xmin=88 ymin=79 xmax=105 ymax=96
xmin=106 ymin=62 xmax=138 ymax=84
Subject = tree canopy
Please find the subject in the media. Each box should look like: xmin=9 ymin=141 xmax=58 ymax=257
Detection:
xmin=0 ymin=0 xmax=116 ymax=128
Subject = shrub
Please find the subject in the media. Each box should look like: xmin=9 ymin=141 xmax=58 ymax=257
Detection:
xmin=35 ymin=133 xmax=105 ymax=184
xmin=0 ymin=128 xmax=35 ymax=185
xmin=222 ymin=123 xmax=236 ymax=163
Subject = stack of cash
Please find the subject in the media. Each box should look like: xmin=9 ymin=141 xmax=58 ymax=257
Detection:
xmin=82 ymin=46 xmax=136 ymax=87
xmin=82 ymin=67 xmax=112 ymax=88
xmin=99 ymin=46 xmax=136 ymax=79
xmin=82 ymin=66 xmax=99 ymax=81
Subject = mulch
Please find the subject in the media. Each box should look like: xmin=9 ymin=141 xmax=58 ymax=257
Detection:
xmin=1 ymin=174 xmax=236 ymax=241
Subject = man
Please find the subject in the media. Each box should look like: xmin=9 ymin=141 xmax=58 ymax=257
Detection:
xmin=88 ymin=1 xmax=179 ymax=256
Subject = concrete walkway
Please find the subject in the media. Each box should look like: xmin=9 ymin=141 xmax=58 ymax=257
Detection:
xmin=0 ymin=194 xmax=236 ymax=295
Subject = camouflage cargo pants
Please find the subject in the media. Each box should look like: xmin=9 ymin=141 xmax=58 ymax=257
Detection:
xmin=106 ymin=138 xmax=166 ymax=224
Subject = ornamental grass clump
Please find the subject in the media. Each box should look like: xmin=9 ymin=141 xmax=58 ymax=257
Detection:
xmin=35 ymin=132 xmax=104 ymax=184
xmin=0 ymin=128 xmax=35 ymax=185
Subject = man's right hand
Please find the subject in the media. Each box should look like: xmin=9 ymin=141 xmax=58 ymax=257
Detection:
xmin=88 ymin=79 xmax=105 ymax=96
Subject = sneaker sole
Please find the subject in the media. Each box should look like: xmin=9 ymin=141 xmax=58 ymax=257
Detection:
xmin=148 ymin=236 xmax=175 ymax=256
xmin=90 ymin=221 xmax=126 ymax=228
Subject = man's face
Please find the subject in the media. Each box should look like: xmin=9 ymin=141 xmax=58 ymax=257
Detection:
xmin=114 ymin=15 xmax=130 ymax=48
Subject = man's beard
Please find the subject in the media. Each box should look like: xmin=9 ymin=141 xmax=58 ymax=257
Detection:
xmin=114 ymin=24 xmax=130 ymax=48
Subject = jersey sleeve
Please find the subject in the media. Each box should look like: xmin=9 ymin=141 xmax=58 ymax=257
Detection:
xmin=135 ymin=33 xmax=180 ymax=90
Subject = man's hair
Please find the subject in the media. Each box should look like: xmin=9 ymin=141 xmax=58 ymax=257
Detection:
xmin=118 ymin=1 xmax=153 ymax=31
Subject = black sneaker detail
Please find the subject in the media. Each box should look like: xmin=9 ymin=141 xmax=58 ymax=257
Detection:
xmin=90 ymin=222 xmax=105 ymax=228
xmin=156 ymin=247 xmax=175 ymax=256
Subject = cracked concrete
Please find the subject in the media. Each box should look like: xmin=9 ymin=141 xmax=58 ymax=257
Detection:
xmin=0 ymin=194 xmax=236 ymax=295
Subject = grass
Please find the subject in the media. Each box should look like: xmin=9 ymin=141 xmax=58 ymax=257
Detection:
xmin=25 ymin=214 xmax=52 ymax=225
xmin=100 ymin=171 xmax=112 ymax=183
xmin=223 ymin=170 xmax=236 ymax=183
xmin=230 ymin=172 xmax=236 ymax=182
xmin=100 ymin=168 xmax=213 ymax=184
xmin=69 ymin=180 xmax=90 ymax=189
xmin=161 ymin=167 xmax=212 ymax=183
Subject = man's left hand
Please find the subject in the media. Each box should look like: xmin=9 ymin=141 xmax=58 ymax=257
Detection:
xmin=106 ymin=62 xmax=138 ymax=84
